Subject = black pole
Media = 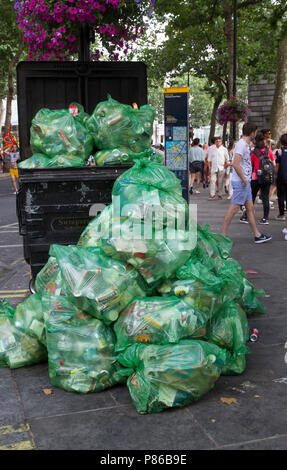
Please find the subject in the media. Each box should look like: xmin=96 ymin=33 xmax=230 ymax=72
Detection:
xmin=79 ymin=23 xmax=90 ymax=61
xmin=233 ymin=0 xmax=237 ymax=139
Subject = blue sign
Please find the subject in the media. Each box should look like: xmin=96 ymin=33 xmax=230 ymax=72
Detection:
xmin=164 ymin=87 xmax=189 ymax=202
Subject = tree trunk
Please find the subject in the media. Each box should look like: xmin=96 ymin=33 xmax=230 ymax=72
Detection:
xmin=209 ymin=92 xmax=224 ymax=145
xmin=0 ymin=98 xmax=4 ymax=134
xmin=221 ymin=0 xmax=233 ymax=100
xmin=3 ymin=41 xmax=24 ymax=137
xmin=270 ymin=31 xmax=287 ymax=143
xmin=222 ymin=121 xmax=228 ymax=145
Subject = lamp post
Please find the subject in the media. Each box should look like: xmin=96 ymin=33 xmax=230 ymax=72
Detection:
xmin=233 ymin=0 xmax=237 ymax=140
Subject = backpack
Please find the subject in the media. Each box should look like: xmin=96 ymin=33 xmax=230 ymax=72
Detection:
xmin=252 ymin=147 xmax=275 ymax=184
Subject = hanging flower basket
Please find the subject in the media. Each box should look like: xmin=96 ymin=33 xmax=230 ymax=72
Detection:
xmin=216 ymin=98 xmax=249 ymax=126
xmin=14 ymin=0 xmax=155 ymax=61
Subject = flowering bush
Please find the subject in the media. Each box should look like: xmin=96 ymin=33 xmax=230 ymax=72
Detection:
xmin=14 ymin=0 xmax=155 ymax=61
xmin=216 ymin=98 xmax=249 ymax=126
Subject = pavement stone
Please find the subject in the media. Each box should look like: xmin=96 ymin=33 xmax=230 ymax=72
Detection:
xmin=29 ymin=404 xmax=215 ymax=450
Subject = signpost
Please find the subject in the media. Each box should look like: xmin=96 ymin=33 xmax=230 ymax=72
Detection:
xmin=163 ymin=87 xmax=189 ymax=202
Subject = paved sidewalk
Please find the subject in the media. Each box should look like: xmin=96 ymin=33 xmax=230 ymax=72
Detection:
xmin=1 ymin=183 xmax=287 ymax=450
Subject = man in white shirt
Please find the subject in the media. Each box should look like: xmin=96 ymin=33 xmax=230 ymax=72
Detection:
xmin=207 ymin=137 xmax=229 ymax=200
xmin=222 ymin=122 xmax=272 ymax=244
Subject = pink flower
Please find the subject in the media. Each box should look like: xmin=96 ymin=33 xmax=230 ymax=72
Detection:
xmin=67 ymin=34 xmax=76 ymax=42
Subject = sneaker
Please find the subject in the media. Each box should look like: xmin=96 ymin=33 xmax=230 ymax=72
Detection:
xmin=275 ymin=215 xmax=286 ymax=221
xmin=195 ymin=189 xmax=200 ymax=194
xmin=282 ymin=228 xmax=287 ymax=234
xmin=208 ymin=196 xmax=216 ymax=200
xmin=259 ymin=218 xmax=269 ymax=225
xmin=254 ymin=234 xmax=272 ymax=244
xmin=256 ymin=197 xmax=263 ymax=204
xmin=240 ymin=217 xmax=248 ymax=224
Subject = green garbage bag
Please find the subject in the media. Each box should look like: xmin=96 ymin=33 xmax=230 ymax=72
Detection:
xmin=114 ymin=296 xmax=208 ymax=352
xmin=35 ymin=256 xmax=63 ymax=296
xmin=196 ymin=225 xmax=222 ymax=258
xmin=43 ymin=294 xmax=125 ymax=393
xmin=208 ymin=232 xmax=233 ymax=259
xmin=18 ymin=154 xmax=51 ymax=169
xmin=113 ymin=158 xmax=183 ymax=196
xmin=86 ymin=95 xmax=155 ymax=153
xmin=30 ymin=106 xmax=93 ymax=159
xmin=0 ymin=298 xmax=15 ymax=319
xmin=68 ymin=102 xmax=89 ymax=125
xmin=176 ymin=258 xmax=223 ymax=289
xmin=78 ymin=159 xmax=195 ymax=285
xmin=18 ymin=153 xmax=87 ymax=169
xmin=206 ymin=302 xmax=250 ymax=375
xmin=13 ymin=294 xmax=46 ymax=346
xmin=94 ymin=147 xmax=154 ymax=166
xmin=240 ymin=278 xmax=265 ymax=315
xmin=111 ymin=159 xmax=189 ymax=229
xmin=99 ymin=223 xmax=193 ymax=286
xmin=0 ymin=299 xmax=47 ymax=369
xmin=187 ymin=245 xmax=218 ymax=272
xmin=77 ymin=205 xmax=113 ymax=248
xmin=117 ymin=340 xmax=226 ymax=414
xmin=49 ymin=244 xmax=146 ymax=325
xmin=170 ymin=279 xmax=222 ymax=320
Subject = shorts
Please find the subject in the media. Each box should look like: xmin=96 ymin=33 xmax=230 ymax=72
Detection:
xmin=189 ymin=161 xmax=203 ymax=173
xmin=231 ymin=180 xmax=252 ymax=205
xmin=9 ymin=168 xmax=19 ymax=178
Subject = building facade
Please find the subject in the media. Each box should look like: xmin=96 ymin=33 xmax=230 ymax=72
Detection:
xmin=248 ymin=77 xmax=275 ymax=130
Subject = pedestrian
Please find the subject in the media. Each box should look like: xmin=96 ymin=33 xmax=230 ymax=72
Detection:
xmin=261 ymin=129 xmax=276 ymax=151
xmin=248 ymin=131 xmax=275 ymax=225
xmin=221 ymin=122 xmax=272 ymax=244
xmin=260 ymin=129 xmax=276 ymax=207
xmin=9 ymin=144 xmax=20 ymax=194
xmin=189 ymin=138 xmax=205 ymax=195
xmin=275 ymin=133 xmax=287 ymax=221
xmin=0 ymin=151 xmax=3 ymax=173
xmin=225 ymin=140 xmax=235 ymax=199
xmin=207 ymin=136 xmax=229 ymax=200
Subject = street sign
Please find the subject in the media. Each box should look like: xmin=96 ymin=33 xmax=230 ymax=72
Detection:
xmin=164 ymin=87 xmax=189 ymax=202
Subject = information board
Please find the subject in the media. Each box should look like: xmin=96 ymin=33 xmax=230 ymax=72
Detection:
xmin=164 ymin=87 xmax=189 ymax=202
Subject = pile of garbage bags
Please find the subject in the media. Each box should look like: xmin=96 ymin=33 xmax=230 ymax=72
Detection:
xmin=3 ymin=99 xmax=266 ymax=415
xmin=19 ymin=97 xmax=156 ymax=169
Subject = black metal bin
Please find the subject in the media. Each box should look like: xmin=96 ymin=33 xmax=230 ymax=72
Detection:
xmin=16 ymin=61 xmax=148 ymax=285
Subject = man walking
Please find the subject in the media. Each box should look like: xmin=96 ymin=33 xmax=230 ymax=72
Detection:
xmin=222 ymin=123 xmax=272 ymax=244
xmin=207 ymin=137 xmax=229 ymax=200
